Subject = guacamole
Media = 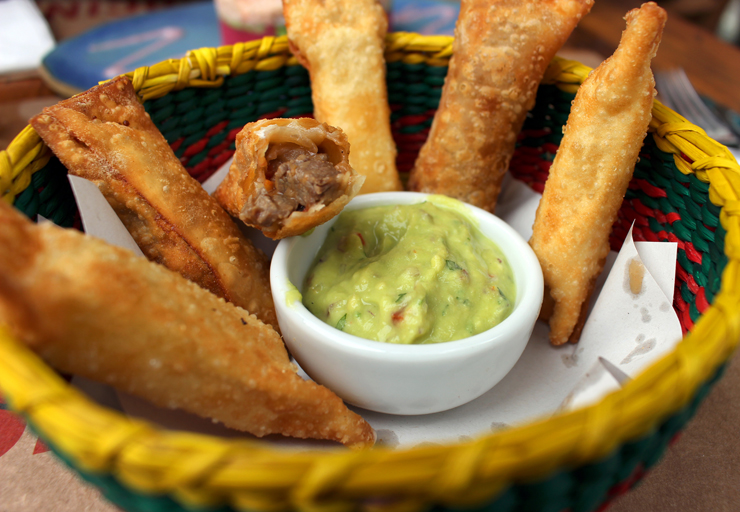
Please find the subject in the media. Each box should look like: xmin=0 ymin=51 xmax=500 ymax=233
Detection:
xmin=302 ymin=199 xmax=516 ymax=344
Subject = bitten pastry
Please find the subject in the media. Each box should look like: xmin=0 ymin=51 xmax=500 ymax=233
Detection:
xmin=530 ymin=2 xmax=667 ymax=345
xmin=29 ymin=76 xmax=278 ymax=331
xmin=408 ymin=0 xmax=594 ymax=212
xmin=0 ymin=202 xmax=375 ymax=448
xmin=214 ymin=118 xmax=364 ymax=239
xmin=283 ymin=0 xmax=402 ymax=194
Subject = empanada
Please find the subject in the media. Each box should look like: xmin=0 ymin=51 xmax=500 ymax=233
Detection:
xmin=214 ymin=118 xmax=364 ymax=239
xmin=408 ymin=0 xmax=594 ymax=213
xmin=530 ymin=2 xmax=666 ymax=345
xmin=283 ymin=0 xmax=402 ymax=194
xmin=30 ymin=77 xmax=278 ymax=331
xmin=0 ymin=202 xmax=375 ymax=448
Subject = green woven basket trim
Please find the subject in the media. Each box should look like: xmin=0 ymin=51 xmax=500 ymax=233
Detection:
xmin=182 ymin=131 xmax=206 ymax=148
xmin=207 ymin=130 xmax=229 ymax=149
xmin=161 ymin=113 xmax=182 ymax=129
xmin=201 ymin=89 xmax=226 ymax=105
xmin=205 ymin=110 xmax=230 ymax=128
xmin=227 ymin=71 xmax=256 ymax=87
xmin=175 ymin=97 xmax=201 ymax=115
xmin=182 ymin=120 xmax=207 ymax=138
xmin=171 ymin=88 xmax=199 ymax=102
xmin=228 ymin=106 xmax=257 ymax=121
xmin=256 ymin=99 xmax=286 ymax=116
xmin=424 ymin=75 xmax=446 ymax=87
xmin=188 ymin=149 xmax=210 ymax=167
xmin=285 ymin=75 xmax=309 ymax=88
xmin=224 ymin=84 xmax=253 ymax=99
xmin=182 ymin=107 xmax=206 ymax=125
xmin=702 ymin=202 xmax=721 ymax=228
xmin=254 ymin=77 xmax=287 ymax=93
xmin=13 ymin=159 xmax=77 ymax=227
xmin=226 ymin=94 xmax=256 ymax=109
xmin=151 ymin=104 xmax=177 ymax=124
xmin=288 ymin=85 xmax=312 ymax=97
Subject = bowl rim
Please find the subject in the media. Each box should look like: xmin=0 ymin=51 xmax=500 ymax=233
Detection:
xmin=271 ymin=191 xmax=544 ymax=360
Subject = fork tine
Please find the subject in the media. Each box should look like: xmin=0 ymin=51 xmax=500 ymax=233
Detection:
xmin=672 ymin=69 xmax=726 ymax=131
xmin=655 ymin=68 xmax=739 ymax=146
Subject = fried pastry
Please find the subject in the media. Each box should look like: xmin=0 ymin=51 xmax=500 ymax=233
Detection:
xmin=214 ymin=118 xmax=364 ymax=239
xmin=530 ymin=2 xmax=666 ymax=345
xmin=408 ymin=0 xmax=594 ymax=213
xmin=0 ymin=202 xmax=375 ymax=448
xmin=29 ymin=76 xmax=278 ymax=331
xmin=283 ymin=0 xmax=402 ymax=194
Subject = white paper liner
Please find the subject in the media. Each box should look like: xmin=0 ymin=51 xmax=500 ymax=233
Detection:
xmin=64 ymin=168 xmax=682 ymax=449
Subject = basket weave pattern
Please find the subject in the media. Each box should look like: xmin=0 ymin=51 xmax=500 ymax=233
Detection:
xmin=1 ymin=34 xmax=739 ymax=512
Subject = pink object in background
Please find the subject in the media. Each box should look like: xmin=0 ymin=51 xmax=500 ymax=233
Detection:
xmin=214 ymin=0 xmax=394 ymax=45
xmin=214 ymin=0 xmax=284 ymax=44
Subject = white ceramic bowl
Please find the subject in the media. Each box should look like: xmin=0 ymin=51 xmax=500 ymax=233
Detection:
xmin=271 ymin=192 xmax=543 ymax=415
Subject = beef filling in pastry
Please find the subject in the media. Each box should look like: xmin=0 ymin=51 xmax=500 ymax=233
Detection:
xmin=215 ymin=118 xmax=364 ymax=239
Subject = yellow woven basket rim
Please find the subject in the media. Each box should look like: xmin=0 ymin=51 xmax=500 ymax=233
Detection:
xmin=1 ymin=33 xmax=740 ymax=512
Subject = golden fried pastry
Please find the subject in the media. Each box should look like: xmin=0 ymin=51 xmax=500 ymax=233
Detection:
xmin=0 ymin=202 xmax=375 ymax=448
xmin=29 ymin=76 xmax=278 ymax=332
xmin=214 ymin=118 xmax=364 ymax=239
xmin=283 ymin=0 xmax=402 ymax=194
xmin=530 ymin=2 xmax=666 ymax=345
xmin=408 ymin=0 xmax=594 ymax=213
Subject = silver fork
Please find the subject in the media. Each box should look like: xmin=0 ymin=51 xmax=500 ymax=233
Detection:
xmin=654 ymin=68 xmax=739 ymax=147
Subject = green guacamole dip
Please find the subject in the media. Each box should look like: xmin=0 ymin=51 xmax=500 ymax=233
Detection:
xmin=302 ymin=200 xmax=516 ymax=344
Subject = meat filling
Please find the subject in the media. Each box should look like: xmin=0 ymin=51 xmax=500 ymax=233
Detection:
xmin=245 ymin=143 xmax=344 ymax=228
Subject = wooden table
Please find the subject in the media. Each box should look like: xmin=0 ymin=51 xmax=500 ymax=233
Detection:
xmin=1 ymin=2 xmax=739 ymax=512
xmin=567 ymin=0 xmax=740 ymax=114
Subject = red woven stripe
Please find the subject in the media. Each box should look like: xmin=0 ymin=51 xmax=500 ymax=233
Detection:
xmin=680 ymin=305 xmax=693 ymax=332
xmin=517 ymin=146 xmax=543 ymax=155
xmin=684 ymin=242 xmax=703 ymax=264
xmin=515 ymin=154 xmax=544 ymax=165
xmin=228 ymin=127 xmax=241 ymax=141
xmin=520 ymin=128 xmax=551 ymax=138
xmin=684 ymin=272 xmax=700 ymax=294
xmin=211 ymin=150 xmax=234 ymax=169
xmin=396 ymin=153 xmax=417 ymax=165
xmin=676 ymin=262 xmax=690 ymax=287
xmin=206 ymin=120 xmax=229 ymax=138
xmin=631 ymin=179 xmax=668 ymax=198
xmin=542 ymin=142 xmax=559 ymax=154
xmin=208 ymin=141 xmax=231 ymax=157
xmin=395 ymin=132 xmax=429 ymax=143
xmin=183 ymin=138 xmax=208 ymax=158
xmin=395 ymin=114 xmax=432 ymax=127
xmin=665 ymin=212 xmax=681 ymax=224
xmin=190 ymin=158 xmax=212 ymax=178
xmin=170 ymin=138 xmax=184 ymax=152
xmin=631 ymin=198 xmax=655 ymax=218
xmin=258 ymin=108 xmax=288 ymax=120
xmin=696 ymin=288 xmax=710 ymax=313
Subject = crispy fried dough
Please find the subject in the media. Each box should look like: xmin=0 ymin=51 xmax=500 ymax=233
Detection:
xmin=408 ymin=0 xmax=593 ymax=212
xmin=0 ymin=202 xmax=375 ymax=448
xmin=530 ymin=2 xmax=667 ymax=345
xmin=283 ymin=0 xmax=402 ymax=194
xmin=214 ymin=118 xmax=364 ymax=239
xmin=29 ymin=77 xmax=278 ymax=331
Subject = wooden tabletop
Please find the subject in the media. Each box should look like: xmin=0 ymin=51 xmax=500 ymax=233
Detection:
xmin=568 ymin=0 xmax=740 ymax=114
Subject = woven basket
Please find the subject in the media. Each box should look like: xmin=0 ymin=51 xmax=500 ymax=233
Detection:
xmin=2 ymin=34 xmax=740 ymax=512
